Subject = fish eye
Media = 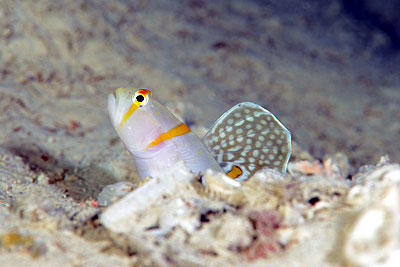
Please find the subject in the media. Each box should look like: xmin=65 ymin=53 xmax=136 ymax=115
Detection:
xmin=136 ymin=95 xmax=144 ymax=102
xmin=132 ymin=89 xmax=150 ymax=106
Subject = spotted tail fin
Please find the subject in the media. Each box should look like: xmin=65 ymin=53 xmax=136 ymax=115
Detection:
xmin=202 ymin=102 xmax=292 ymax=181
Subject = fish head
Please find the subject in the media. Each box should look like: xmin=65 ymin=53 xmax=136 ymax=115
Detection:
xmin=108 ymin=87 xmax=175 ymax=157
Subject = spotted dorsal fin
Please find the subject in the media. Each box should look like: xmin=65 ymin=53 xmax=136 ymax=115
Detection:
xmin=202 ymin=102 xmax=292 ymax=181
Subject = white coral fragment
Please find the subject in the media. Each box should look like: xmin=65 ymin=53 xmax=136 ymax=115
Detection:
xmin=344 ymin=183 xmax=400 ymax=266
xmin=158 ymin=198 xmax=201 ymax=235
xmin=100 ymin=161 xmax=194 ymax=234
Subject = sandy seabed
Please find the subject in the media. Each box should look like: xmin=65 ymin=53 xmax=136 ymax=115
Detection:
xmin=0 ymin=0 xmax=399 ymax=266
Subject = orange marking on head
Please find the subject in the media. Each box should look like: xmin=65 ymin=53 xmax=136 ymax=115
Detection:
xmin=226 ymin=165 xmax=243 ymax=179
xmin=138 ymin=89 xmax=151 ymax=96
xmin=120 ymin=104 xmax=139 ymax=128
xmin=146 ymin=123 xmax=191 ymax=149
xmin=120 ymin=89 xmax=152 ymax=128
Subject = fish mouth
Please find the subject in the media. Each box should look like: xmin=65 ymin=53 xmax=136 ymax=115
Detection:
xmin=107 ymin=90 xmax=120 ymax=127
xmin=109 ymin=87 xmax=128 ymax=102
xmin=107 ymin=91 xmax=116 ymax=109
xmin=108 ymin=87 xmax=130 ymax=108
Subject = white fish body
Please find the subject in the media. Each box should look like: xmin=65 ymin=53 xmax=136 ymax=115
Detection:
xmin=108 ymin=88 xmax=222 ymax=180
xmin=108 ymin=88 xmax=291 ymax=181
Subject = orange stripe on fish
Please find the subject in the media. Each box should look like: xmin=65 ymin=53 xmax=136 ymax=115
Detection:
xmin=146 ymin=123 xmax=191 ymax=149
xmin=226 ymin=165 xmax=243 ymax=179
xmin=120 ymin=103 xmax=139 ymax=128
xmin=120 ymin=89 xmax=152 ymax=128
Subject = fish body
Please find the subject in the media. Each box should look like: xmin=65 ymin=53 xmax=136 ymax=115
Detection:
xmin=108 ymin=88 xmax=222 ymax=179
xmin=108 ymin=88 xmax=291 ymax=181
